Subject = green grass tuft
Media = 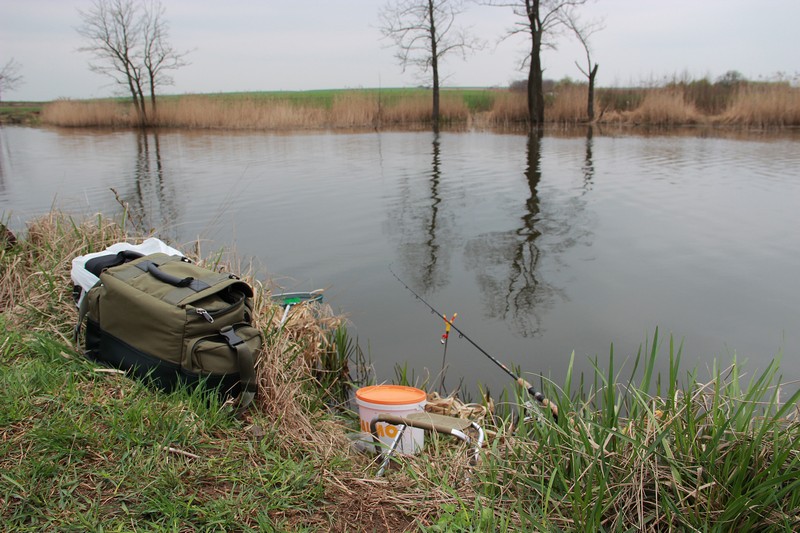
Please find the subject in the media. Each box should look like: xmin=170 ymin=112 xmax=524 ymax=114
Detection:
xmin=0 ymin=324 xmax=326 ymax=531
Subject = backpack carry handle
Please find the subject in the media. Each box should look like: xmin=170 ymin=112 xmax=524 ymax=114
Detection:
xmin=85 ymin=250 xmax=145 ymax=277
xmin=136 ymin=260 xmax=197 ymax=288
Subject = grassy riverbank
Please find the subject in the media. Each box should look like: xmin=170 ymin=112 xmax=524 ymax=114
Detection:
xmin=2 ymin=212 xmax=800 ymax=530
xmin=37 ymin=80 xmax=800 ymax=130
xmin=0 ymin=101 xmax=43 ymax=125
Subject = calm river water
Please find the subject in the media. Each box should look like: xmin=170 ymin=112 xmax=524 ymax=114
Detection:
xmin=2 ymin=125 xmax=799 ymax=398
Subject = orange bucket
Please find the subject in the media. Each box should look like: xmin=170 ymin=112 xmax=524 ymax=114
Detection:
xmin=356 ymin=385 xmax=427 ymax=454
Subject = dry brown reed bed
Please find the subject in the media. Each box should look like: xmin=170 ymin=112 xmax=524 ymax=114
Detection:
xmin=719 ymin=84 xmax=800 ymax=127
xmin=625 ymin=88 xmax=702 ymax=125
xmin=39 ymin=100 xmax=135 ymax=129
xmin=41 ymin=93 xmax=470 ymax=130
xmin=40 ymin=83 xmax=800 ymax=130
xmin=486 ymin=91 xmax=530 ymax=127
xmin=1 ymin=213 xmax=122 ymax=336
xmin=547 ymin=84 xmax=591 ymax=124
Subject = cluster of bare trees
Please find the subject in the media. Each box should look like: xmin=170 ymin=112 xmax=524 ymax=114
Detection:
xmin=77 ymin=0 xmax=188 ymax=125
xmin=380 ymin=0 xmax=603 ymax=129
xmin=71 ymin=0 xmax=595 ymax=130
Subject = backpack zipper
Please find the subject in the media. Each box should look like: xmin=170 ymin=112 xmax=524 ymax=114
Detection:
xmin=191 ymin=292 xmax=246 ymax=323
xmin=196 ymin=308 xmax=214 ymax=322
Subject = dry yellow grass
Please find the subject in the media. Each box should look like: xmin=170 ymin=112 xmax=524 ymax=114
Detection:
xmin=42 ymin=93 xmax=468 ymax=130
xmin=719 ymin=83 xmax=800 ymax=127
xmin=625 ymin=88 xmax=702 ymax=126
xmin=40 ymin=99 xmax=137 ymax=127
xmin=40 ymin=83 xmax=800 ymax=130
xmin=378 ymin=92 xmax=469 ymax=125
xmin=154 ymin=96 xmax=329 ymax=130
xmin=487 ymin=91 xmax=528 ymax=125
xmin=333 ymin=91 xmax=469 ymax=126
xmin=330 ymin=92 xmax=380 ymax=127
xmin=548 ymin=84 xmax=591 ymax=123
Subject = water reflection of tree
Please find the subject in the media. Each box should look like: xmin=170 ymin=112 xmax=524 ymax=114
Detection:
xmin=0 ymin=128 xmax=7 ymax=193
xmin=118 ymin=131 xmax=179 ymax=238
xmin=392 ymin=132 xmax=452 ymax=293
xmin=465 ymin=130 xmax=590 ymax=337
xmin=420 ymin=133 xmax=443 ymax=289
xmin=582 ymin=126 xmax=595 ymax=192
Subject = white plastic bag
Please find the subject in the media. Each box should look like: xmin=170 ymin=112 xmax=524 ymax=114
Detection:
xmin=71 ymin=237 xmax=184 ymax=306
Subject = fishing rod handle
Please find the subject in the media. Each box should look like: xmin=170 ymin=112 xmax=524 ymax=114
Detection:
xmin=518 ymin=378 xmax=559 ymax=422
xmin=530 ymin=388 xmax=559 ymax=422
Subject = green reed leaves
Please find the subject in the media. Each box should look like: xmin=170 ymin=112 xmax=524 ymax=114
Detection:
xmin=471 ymin=331 xmax=800 ymax=531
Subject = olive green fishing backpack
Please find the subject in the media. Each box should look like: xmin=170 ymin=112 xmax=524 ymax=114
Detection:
xmin=75 ymin=252 xmax=261 ymax=410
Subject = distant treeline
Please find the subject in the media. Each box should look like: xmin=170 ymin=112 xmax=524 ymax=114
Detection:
xmin=39 ymin=78 xmax=800 ymax=130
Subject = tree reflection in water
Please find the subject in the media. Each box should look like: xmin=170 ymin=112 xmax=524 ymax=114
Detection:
xmin=392 ymin=132 xmax=452 ymax=294
xmin=118 ymin=131 xmax=180 ymax=239
xmin=420 ymin=133 xmax=443 ymax=290
xmin=391 ymin=128 xmax=594 ymax=337
xmin=583 ymin=125 xmax=595 ymax=193
xmin=0 ymin=129 xmax=7 ymax=193
xmin=465 ymin=129 xmax=593 ymax=337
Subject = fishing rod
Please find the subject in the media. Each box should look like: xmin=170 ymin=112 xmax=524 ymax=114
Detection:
xmin=389 ymin=266 xmax=558 ymax=422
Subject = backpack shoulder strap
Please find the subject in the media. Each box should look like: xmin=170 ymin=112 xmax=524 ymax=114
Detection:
xmin=74 ymin=279 xmax=101 ymax=344
xmin=220 ymin=325 xmax=257 ymax=414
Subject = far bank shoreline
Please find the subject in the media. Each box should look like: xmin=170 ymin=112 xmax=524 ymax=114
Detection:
xmin=8 ymin=82 xmax=797 ymax=130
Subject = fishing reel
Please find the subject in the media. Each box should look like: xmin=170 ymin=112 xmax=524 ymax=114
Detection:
xmin=505 ymin=401 xmax=545 ymax=435
xmin=521 ymin=400 xmax=547 ymax=425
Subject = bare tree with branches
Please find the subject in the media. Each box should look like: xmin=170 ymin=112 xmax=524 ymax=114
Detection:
xmin=565 ymin=11 xmax=602 ymax=120
xmin=485 ymin=0 xmax=589 ymax=128
xmin=77 ymin=0 xmax=188 ymax=125
xmin=379 ymin=0 xmax=483 ymax=131
xmin=0 ymin=59 xmax=24 ymax=101
xmin=141 ymin=2 xmax=187 ymax=115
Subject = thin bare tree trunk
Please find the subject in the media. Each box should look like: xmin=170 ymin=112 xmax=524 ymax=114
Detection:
xmin=428 ymin=0 xmax=440 ymax=132
xmin=587 ymin=63 xmax=598 ymax=120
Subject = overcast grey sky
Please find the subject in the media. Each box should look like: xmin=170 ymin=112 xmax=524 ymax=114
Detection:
xmin=2 ymin=0 xmax=798 ymax=101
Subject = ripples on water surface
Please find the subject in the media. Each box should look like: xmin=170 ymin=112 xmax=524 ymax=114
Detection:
xmin=2 ymin=125 xmax=799 ymax=396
